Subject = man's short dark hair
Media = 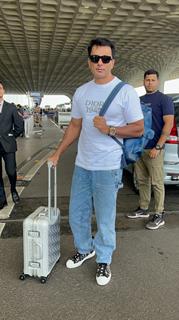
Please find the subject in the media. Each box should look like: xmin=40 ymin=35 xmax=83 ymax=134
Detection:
xmin=87 ymin=38 xmax=116 ymax=58
xmin=0 ymin=80 xmax=5 ymax=88
xmin=144 ymin=69 xmax=159 ymax=79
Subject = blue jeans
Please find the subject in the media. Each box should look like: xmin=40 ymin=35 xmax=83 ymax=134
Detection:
xmin=69 ymin=165 xmax=123 ymax=264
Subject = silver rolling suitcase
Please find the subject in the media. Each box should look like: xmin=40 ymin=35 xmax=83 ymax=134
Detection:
xmin=20 ymin=162 xmax=60 ymax=283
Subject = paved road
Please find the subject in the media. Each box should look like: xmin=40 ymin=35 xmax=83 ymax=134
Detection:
xmin=0 ymin=120 xmax=179 ymax=320
xmin=1 ymin=141 xmax=179 ymax=238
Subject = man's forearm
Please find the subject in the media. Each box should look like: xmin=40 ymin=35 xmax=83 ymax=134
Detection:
xmin=157 ymin=117 xmax=174 ymax=147
xmin=114 ymin=120 xmax=144 ymax=138
xmin=93 ymin=116 xmax=144 ymax=138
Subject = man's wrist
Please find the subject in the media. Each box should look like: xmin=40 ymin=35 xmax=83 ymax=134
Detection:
xmin=155 ymin=144 xmax=164 ymax=150
xmin=108 ymin=126 xmax=116 ymax=136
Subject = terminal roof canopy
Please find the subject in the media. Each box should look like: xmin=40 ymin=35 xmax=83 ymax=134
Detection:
xmin=1 ymin=0 xmax=179 ymax=95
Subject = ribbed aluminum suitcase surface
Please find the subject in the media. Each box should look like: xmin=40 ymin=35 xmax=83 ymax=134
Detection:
xmin=23 ymin=207 xmax=60 ymax=280
xmin=20 ymin=164 xmax=60 ymax=283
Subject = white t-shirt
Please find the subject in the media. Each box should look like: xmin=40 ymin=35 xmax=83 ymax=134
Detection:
xmin=0 ymin=100 xmax=4 ymax=113
xmin=71 ymin=77 xmax=143 ymax=170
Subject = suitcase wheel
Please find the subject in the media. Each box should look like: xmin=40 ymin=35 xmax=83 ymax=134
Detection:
xmin=19 ymin=273 xmax=26 ymax=281
xmin=40 ymin=277 xmax=47 ymax=284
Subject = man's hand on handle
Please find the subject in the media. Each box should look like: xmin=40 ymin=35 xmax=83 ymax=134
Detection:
xmin=48 ymin=151 xmax=60 ymax=167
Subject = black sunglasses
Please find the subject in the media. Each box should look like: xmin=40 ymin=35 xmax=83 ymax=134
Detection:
xmin=89 ymin=55 xmax=113 ymax=64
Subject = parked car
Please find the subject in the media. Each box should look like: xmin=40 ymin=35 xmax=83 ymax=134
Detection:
xmin=56 ymin=103 xmax=71 ymax=112
xmin=126 ymin=94 xmax=179 ymax=192
xmin=58 ymin=111 xmax=71 ymax=128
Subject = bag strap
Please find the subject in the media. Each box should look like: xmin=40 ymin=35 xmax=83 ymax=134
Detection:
xmin=111 ymin=135 xmax=123 ymax=148
xmin=99 ymin=81 xmax=126 ymax=149
xmin=99 ymin=81 xmax=126 ymax=116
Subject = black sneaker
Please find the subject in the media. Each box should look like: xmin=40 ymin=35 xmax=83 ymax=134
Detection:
xmin=127 ymin=207 xmax=149 ymax=219
xmin=96 ymin=263 xmax=111 ymax=286
xmin=145 ymin=213 xmax=165 ymax=230
xmin=66 ymin=250 xmax=95 ymax=269
xmin=11 ymin=190 xmax=20 ymax=204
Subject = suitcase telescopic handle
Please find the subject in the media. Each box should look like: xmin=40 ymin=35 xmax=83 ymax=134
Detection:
xmin=47 ymin=161 xmax=57 ymax=218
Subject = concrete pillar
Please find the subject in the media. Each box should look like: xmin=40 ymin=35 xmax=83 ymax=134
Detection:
xmin=158 ymin=76 xmax=165 ymax=92
xmin=158 ymin=71 xmax=171 ymax=93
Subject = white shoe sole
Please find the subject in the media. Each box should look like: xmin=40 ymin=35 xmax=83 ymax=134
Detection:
xmin=127 ymin=214 xmax=149 ymax=219
xmin=146 ymin=220 xmax=165 ymax=230
xmin=66 ymin=250 xmax=95 ymax=269
xmin=96 ymin=273 xmax=111 ymax=286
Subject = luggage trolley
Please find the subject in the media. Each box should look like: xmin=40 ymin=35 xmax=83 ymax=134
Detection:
xmin=19 ymin=162 xmax=60 ymax=283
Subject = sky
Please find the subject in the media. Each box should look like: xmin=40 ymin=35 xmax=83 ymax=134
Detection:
xmin=4 ymin=93 xmax=71 ymax=109
xmin=4 ymin=78 xmax=179 ymax=108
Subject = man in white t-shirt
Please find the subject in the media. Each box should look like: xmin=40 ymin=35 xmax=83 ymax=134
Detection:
xmin=49 ymin=38 xmax=144 ymax=286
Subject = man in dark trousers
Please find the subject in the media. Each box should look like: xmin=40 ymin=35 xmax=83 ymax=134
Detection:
xmin=0 ymin=81 xmax=24 ymax=210
xmin=127 ymin=69 xmax=174 ymax=230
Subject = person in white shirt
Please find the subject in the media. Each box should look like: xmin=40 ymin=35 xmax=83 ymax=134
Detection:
xmin=48 ymin=38 xmax=144 ymax=286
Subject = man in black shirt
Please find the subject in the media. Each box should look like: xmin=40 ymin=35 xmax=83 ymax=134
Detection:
xmin=127 ymin=69 xmax=174 ymax=230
